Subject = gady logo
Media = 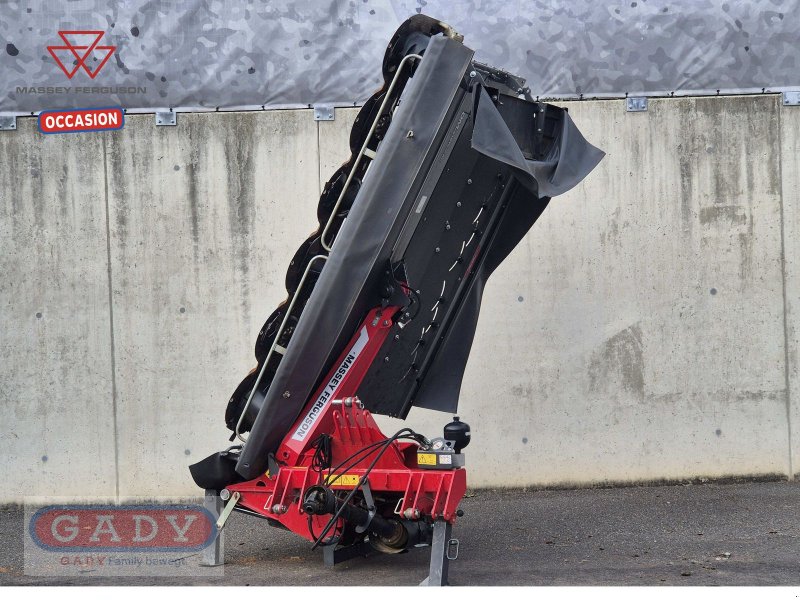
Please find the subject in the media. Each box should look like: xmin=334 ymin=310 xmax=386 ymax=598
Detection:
xmin=29 ymin=505 xmax=216 ymax=552
xmin=46 ymin=31 xmax=116 ymax=79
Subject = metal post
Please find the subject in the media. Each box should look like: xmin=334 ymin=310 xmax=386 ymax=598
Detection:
xmin=200 ymin=490 xmax=224 ymax=567
xmin=422 ymin=519 xmax=454 ymax=586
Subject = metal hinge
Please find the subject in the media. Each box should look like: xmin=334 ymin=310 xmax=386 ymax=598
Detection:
xmin=626 ymin=97 xmax=648 ymax=112
xmin=0 ymin=115 xmax=17 ymax=131
xmin=155 ymin=110 xmax=177 ymax=126
xmin=783 ymin=91 xmax=800 ymax=106
xmin=313 ymin=105 xmax=335 ymax=121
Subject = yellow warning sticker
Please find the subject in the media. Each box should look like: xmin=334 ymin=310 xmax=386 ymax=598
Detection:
xmin=417 ymin=452 xmax=437 ymax=466
xmin=325 ymin=474 xmax=360 ymax=487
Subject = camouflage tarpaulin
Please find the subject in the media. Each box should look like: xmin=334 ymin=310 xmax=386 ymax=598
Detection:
xmin=1 ymin=0 xmax=799 ymax=115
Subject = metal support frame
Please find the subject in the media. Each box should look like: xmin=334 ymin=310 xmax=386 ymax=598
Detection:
xmin=200 ymin=490 xmax=225 ymax=567
xmin=319 ymin=52 xmax=422 ymax=251
xmin=155 ymin=110 xmax=177 ymax=126
xmin=0 ymin=115 xmax=17 ymax=131
xmin=421 ymin=519 xmax=459 ymax=586
xmin=316 ymin=508 xmax=461 ymax=584
xmin=313 ymin=105 xmax=335 ymax=121
xmin=354 ymin=479 xmax=377 ymax=534
xmin=322 ymin=539 xmax=374 ymax=567
xmin=626 ymin=97 xmax=648 ymax=112
xmin=783 ymin=91 xmax=800 ymax=106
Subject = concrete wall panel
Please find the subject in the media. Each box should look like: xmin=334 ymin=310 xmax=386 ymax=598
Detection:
xmin=780 ymin=101 xmax=800 ymax=479
xmin=0 ymin=119 xmax=117 ymax=499
xmin=391 ymin=96 xmax=790 ymax=486
xmin=1 ymin=95 xmax=795 ymax=500
xmin=317 ymin=107 xmax=359 ymax=195
xmin=457 ymin=96 xmax=788 ymax=485
xmin=104 ymin=111 xmax=320 ymax=498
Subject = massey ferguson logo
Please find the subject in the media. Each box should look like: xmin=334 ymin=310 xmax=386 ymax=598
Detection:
xmin=14 ymin=29 xmax=147 ymax=98
xmin=47 ymin=30 xmax=116 ymax=79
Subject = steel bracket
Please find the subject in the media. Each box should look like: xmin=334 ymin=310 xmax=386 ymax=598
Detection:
xmin=322 ymin=539 xmax=373 ymax=567
xmin=354 ymin=479 xmax=376 ymax=534
xmin=420 ymin=519 xmax=456 ymax=586
xmin=156 ymin=111 xmax=177 ymax=126
xmin=0 ymin=115 xmax=17 ymax=131
xmin=313 ymin=105 xmax=335 ymax=121
xmin=215 ymin=491 xmax=240 ymax=529
xmin=783 ymin=92 xmax=800 ymax=107
xmin=200 ymin=490 xmax=225 ymax=567
xmin=626 ymin=97 xmax=648 ymax=112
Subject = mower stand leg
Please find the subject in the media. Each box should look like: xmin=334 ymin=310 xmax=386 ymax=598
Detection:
xmin=421 ymin=519 xmax=455 ymax=586
xmin=322 ymin=539 xmax=374 ymax=566
xmin=200 ymin=490 xmax=224 ymax=567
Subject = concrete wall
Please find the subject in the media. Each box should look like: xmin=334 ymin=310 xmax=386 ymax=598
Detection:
xmin=1 ymin=95 xmax=797 ymax=501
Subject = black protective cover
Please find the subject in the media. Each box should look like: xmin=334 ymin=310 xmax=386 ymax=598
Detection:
xmin=355 ymin=87 xmax=604 ymax=417
xmin=235 ymin=34 xmax=603 ymax=479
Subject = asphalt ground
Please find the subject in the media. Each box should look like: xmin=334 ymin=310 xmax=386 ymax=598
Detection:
xmin=1 ymin=481 xmax=798 ymax=586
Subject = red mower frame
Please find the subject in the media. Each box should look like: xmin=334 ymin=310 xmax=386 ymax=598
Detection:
xmin=218 ymin=306 xmax=467 ymax=582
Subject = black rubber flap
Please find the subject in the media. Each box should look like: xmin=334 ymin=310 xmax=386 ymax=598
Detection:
xmin=472 ymin=85 xmax=605 ymax=197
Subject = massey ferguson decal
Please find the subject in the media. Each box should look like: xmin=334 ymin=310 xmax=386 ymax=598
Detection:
xmin=291 ymin=326 xmax=369 ymax=441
